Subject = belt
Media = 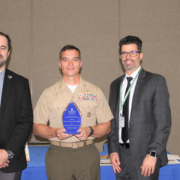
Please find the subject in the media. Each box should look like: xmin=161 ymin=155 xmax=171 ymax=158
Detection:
xmin=51 ymin=140 xmax=94 ymax=149
xmin=120 ymin=143 xmax=130 ymax=149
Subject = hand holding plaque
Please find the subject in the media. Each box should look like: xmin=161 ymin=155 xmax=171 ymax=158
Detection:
xmin=62 ymin=100 xmax=82 ymax=135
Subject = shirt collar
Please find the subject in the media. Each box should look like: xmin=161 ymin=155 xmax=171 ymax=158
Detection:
xmin=0 ymin=68 xmax=5 ymax=80
xmin=55 ymin=76 xmax=87 ymax=93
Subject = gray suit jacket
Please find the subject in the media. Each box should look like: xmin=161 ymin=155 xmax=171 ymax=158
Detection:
xmin=108 ymin=69 xmax=171 ymax=168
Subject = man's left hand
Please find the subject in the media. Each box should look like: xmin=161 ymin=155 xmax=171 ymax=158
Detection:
xmin=140 ymin=154 xmax=157 ymax=177
xmin=75 ymin=127 xmax=90 ymax=141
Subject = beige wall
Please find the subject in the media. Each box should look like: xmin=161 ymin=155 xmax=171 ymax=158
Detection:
xmin=119 ymin=0 xmax=180 ymax=155
xmin=0 ymin=0 xmax=32 ymax=84
xmin=1 ymin=0 xmax=180 ymax=154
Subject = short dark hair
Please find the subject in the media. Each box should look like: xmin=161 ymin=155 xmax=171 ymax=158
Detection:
xmin=119 ymin=35 xmax=142 ymax=54
xmin=0 ymin=32 xmax=11 ymax=51
xmin=59 ymin=45 xmax=81 ymax=60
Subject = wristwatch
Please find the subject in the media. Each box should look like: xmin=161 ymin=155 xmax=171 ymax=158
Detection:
xmin=6 ymin=150 xmax=14 ymax=159
xmin=88 ymin=126 xmax=94 ymax=137
xmin=148 ymin=150 xmax=157 ymax=157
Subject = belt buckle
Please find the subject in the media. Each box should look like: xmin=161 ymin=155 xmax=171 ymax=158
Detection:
xmin=72 ymin=142 xmax=78 ymax=148
xmin=72 ymin=141 xmax=86 ymax=148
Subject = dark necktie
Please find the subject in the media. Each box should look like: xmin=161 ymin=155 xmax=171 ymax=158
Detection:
xmin=122 ymin=77 xmax=133 ymax=144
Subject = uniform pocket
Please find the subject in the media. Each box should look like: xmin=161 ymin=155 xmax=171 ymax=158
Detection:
xmin=49 ymin=100 xmax=67 ymax=110
xmin=79 ymin=101 xmax=98 ymax=126
xmin=80 ymin=101 xmax=97 ymax=114
xmin=49 ymin=100 xmax=68 ymax=127
xmin=80 ymin=100 xmax=97 ymax=108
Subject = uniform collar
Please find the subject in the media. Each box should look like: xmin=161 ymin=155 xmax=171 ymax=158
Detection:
xmin=55 ymin=76 xmax=87 ymax=93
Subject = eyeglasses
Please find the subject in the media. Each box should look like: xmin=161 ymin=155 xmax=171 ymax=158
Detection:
xmin=120 ymin=50 xmax=140 ymax=58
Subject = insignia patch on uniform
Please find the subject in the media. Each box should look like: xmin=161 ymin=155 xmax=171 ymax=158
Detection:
xmin=78 ymin=92 xmax=98 ymax=100
xmin=78 ymin=93 xmax=84 ymax=100
xmin=87 ymin=112 xmax=91 ymax=117
xmin=84 ymin=92 xmax=88 ymax=100
xmin=92 ymin=94 xmax=98 ymax=100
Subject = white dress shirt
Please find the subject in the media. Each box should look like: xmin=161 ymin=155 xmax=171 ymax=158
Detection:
xmin=119 ymin=66 xmax=142 ymax=143
xmin=0 ymin=68 xmax=5 ymax=107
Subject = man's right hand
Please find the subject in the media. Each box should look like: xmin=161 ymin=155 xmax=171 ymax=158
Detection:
xmin=55 ymin=128 xmax=72 ymax=140
xmin=0 ymin=149 xmax=9 ymax=168
xmin=0 ymin=160 xmax=9 ymax=169
xmin=110 ymin=152 xmax=121 ymax=174
xmin=33 ymin=123 xmax=72 ymax=140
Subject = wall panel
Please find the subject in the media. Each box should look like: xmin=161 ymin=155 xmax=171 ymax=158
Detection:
xmin=0 ymin=0 xmax=32 ymax=83
xmin=120 ymin=0 xmax=180 ymax=155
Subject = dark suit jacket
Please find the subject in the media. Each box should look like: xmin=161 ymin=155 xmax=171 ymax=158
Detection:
xmin=0 ymin=68 xmax=33 ymax=173
xmin=108 ymin=69 xmax=171 ymax=168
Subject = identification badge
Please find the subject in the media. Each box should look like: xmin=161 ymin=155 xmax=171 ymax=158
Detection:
xmin=119 ymin=114 xmax=125 ymax=128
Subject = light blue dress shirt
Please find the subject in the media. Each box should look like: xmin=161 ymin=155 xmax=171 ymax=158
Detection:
xmin=0 ymin=68 xmax=5 ymax=107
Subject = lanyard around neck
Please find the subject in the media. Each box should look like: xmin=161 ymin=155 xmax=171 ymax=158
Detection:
xmin=119 ymin=67 xmax=142 ymax=111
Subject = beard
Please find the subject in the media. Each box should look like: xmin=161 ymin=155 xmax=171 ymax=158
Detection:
xmin=122 ymin=58 xmax=140 ymax=71
xmin=0 ymin=54 xmax=7 ymax=68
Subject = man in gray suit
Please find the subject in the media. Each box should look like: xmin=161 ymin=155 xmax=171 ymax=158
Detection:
xmin=108 ymin=36 xmax=171 ymax=180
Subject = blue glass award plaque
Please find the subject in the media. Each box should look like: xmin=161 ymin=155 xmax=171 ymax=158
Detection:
xmin=62 ymin=100 xmax=82 ymax=135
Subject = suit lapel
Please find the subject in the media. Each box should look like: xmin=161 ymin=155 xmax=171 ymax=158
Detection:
xmin=115 ymin=75 xmax=125 ymax=122
xmin=115 ymin=80 xmax=121 ymax=110
xmin=131 ymin=69 xmax=146 ymax=113
xmin=0 ymin=69 xmax=14 ymax=118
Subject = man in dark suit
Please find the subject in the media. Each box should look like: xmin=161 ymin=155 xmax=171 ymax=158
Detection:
xmin=0 ymin=32 xmax=33 ymax=180
xmin=108 ymin=36 xmax=171 ymax=180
